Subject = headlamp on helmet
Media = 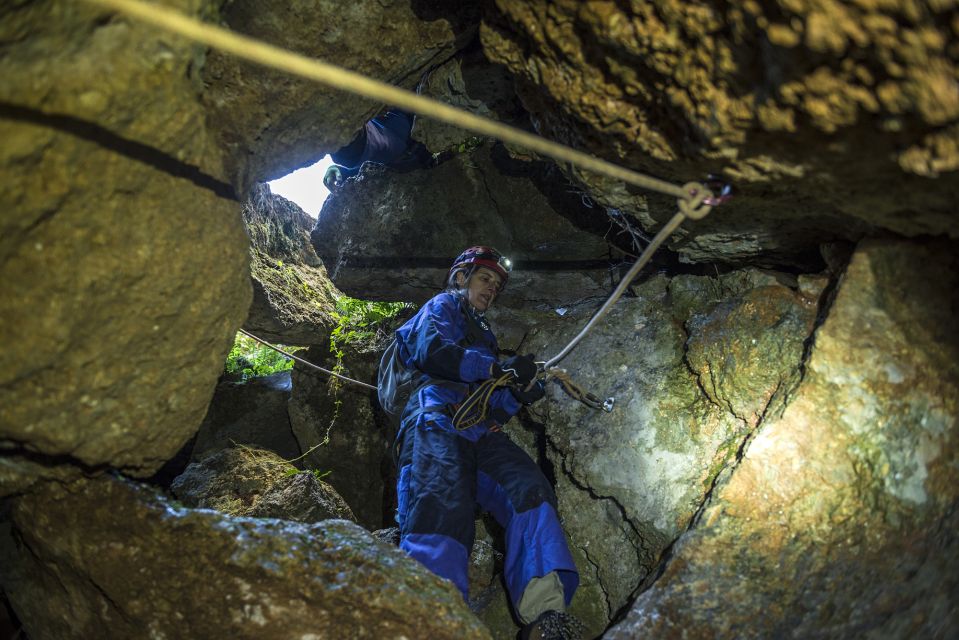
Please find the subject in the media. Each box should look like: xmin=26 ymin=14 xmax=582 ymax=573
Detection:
xmin=448 ymin=246 xmax=512 ymax=290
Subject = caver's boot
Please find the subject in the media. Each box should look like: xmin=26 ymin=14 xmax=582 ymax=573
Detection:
xmin=519 ymin=610 xmax=585 ymax=640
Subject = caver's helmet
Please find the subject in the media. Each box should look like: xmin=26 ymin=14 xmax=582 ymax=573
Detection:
xmin=447 ymin=246 xmax=512 ymax=291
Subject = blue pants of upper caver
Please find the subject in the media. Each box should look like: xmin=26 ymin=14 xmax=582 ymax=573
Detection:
xmin=395 ymin=415 xmax=579 ymax=610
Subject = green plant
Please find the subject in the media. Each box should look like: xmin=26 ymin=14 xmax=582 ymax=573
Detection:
xmin=456 ymin=136 xmax=484 ymax=154
xmin=283 ymin=467 xmax=332 ymax=481
xmin=325 ymin=296 xmax=410 ymax=442
xmin=329 ymin=296 xmax=409 ymax=355
xmin=224 ymin=332 xmax=303 ymax=380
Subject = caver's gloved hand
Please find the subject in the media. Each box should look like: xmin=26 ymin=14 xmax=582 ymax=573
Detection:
xmin=323 ymin=165 xmax=343 ymax=190
xmin=511 ymin=379 xmax=546 ymax=406
xmin=493 ymin=354 xmax=538 ymax=387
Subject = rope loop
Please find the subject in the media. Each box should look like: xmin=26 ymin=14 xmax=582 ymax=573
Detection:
xmin=678 ymin=182 xmax=713 ymax=220
xmin=546 ymin=368 xmax=605 ymax=410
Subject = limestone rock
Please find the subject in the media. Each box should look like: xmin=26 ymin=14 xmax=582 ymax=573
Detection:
xmin=191 ymin=370 xmax=300 ymax=463
xmin=289 ymin=342 xmax=390 ymax=530
xmin=0 ymin=475 xmax=490 ymax=640
xmin=606 ymin=238 xmax=959 ymax=638
xmin=412 ymin=46 xmax=527 ymax=153
xmin=685 ymin=284 xmax=817 ymax=427
xmin=202 ymin=0 xmax=477 ymax=190
xmin=243 ymin=184 xmax=338 ymax=347
xmin=488 ymin=266 xmax=820 ymax=627
xmin=481 ymin=0 xmax=959 ymax=263
xmin=172 ymin=446 xmax=355 ymax=523
xmin=312 ymin=141 xmax=612 ymax=307
xmin=0 ymin=0 xmax=251 ymax=491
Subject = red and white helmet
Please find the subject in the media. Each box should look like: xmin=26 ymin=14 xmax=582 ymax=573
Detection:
xmin=448 ymin=246 xmax=512 ymax=290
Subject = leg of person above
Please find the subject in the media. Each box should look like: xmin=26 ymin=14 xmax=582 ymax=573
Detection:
xmin=475 ymin=431 xmax=583 ymax=640
xmin=395 ymin=415 xmax=477 ymax=600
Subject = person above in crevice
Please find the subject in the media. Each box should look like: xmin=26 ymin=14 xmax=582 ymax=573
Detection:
xmin=323 ymin=109 xmax=435 ymax=191
xmin=393 ymin=246 xmax=584 ymax=640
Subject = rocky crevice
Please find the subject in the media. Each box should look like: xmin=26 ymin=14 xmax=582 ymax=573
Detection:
xmin=3 ymin=2 xmax=958 ymax=639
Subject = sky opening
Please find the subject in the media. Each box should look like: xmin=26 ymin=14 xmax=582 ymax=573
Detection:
xmin=268 ymin=154 xmax=335 ymax=219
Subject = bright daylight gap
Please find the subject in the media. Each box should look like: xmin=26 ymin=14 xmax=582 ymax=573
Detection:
xmin=268 ymin=154 xmax=335 ymax=219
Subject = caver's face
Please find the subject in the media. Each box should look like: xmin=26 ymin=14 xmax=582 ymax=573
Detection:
xmin=457 ymin=266 xmax=503 ymax=312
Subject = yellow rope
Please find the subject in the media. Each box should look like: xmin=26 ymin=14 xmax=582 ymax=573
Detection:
xmin=451 ymin=374 xmax=513 ymax=430
xmin=85 ymin=0 xmax=704 ymax=203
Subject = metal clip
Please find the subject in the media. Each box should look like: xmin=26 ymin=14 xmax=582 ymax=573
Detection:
xmin=602 ymin=397 xmax=615 ymax=412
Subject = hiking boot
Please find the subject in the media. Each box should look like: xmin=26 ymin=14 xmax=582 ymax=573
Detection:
xmin=519 ymin=610 xmax=585 ymax=640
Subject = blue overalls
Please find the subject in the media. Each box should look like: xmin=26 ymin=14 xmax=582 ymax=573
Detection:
xmin=331 ymin=110 xmax=430 ymax=179
xmin=394 ymin=291 xmax=578 ymax=613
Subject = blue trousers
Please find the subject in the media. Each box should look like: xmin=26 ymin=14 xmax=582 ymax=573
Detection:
xmin=395 ymin=416 xmax=579 ymax=609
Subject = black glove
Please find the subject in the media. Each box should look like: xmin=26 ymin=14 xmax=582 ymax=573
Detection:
xmin=511 ymin=379 xmax=546 ymax=406
xmin=494 ymin=354 xmax=538 ymax=387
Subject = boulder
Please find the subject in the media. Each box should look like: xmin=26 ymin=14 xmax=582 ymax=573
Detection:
xmin=172 ymin=446 xmax=355 ymax=523
xmin=243 ymin=184 xmax=338 ymax=347
xmin=0 ymin=475 xmax=490 ymax=640
xmin=312 ymin=141 xmax=613 ymax=307
xmin=480 ymin=0 xmax=959 ymax=264
xmin=486 ymin=265 xmax=821 ymax=629
xmin=0 ymin=0 xmax=251 ymax=493
xmin=606 ymin=238 xmax=959 ymax=638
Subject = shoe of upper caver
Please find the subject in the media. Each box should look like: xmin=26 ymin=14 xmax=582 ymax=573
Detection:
xmin=519 ymin=610 xmax=585 ymax=640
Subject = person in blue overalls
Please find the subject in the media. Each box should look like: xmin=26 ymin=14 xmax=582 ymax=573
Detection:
xmin=323 ymin=109 xmax=434 ymax=190
xmin=394 ymin=246 xmax=582 ymax=640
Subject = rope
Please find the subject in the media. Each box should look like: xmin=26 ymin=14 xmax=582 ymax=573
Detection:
xmin=84 ymin=0 xmax=706 ymax=203
xmin=544 ymin=209 xmax=688 ymax=369
xmin=545 ymin=368 xmax=606 ymax=410
xmin=237 ymin=329 xmax=377 ymax=391
xmin=451 ymin=374 xmax=513 ymax=430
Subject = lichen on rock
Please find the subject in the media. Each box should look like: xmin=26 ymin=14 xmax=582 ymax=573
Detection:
xmin=0 ymin=475 xmax=490 ymax=639
xmin=243 ymin=183 xmax=339 ymax=346
xmin=172 ymin=445 xmax=356 ymax=524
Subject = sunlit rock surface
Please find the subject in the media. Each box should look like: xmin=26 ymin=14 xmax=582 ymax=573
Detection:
xmin=312 ymin=141 xmax=613 ymax=307
xmin=243 ymin=184 xmax=338 ymax=346
xmin=0 ymin=475 xmax=489 ymax=640
xmin=0 ymin=1 xmax=251 ymax=491
xmin=172 ymin=446 xmax=355 ymax=523
xmin=481 ymin=0 xmax=959 ymax=264
xmin=606 ymin=239 xmax=959 ymax=638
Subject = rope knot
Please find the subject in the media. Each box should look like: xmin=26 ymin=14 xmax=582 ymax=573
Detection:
xmin=678 ymin=181 xmax=714 ymax=220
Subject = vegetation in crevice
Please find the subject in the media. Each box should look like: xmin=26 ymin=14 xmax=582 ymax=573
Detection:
xmin=224 ymin=332 xmax=303 ymax=380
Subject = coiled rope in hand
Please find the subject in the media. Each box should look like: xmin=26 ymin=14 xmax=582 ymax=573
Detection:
xmin=451 ymin=373 xmax=515 ymax=431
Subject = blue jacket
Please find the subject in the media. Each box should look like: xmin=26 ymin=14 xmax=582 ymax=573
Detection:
xmin=396 ymin=292 xmax=522 ymax=441
xmin=331 ymin=110 xmax=416 ymax=178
